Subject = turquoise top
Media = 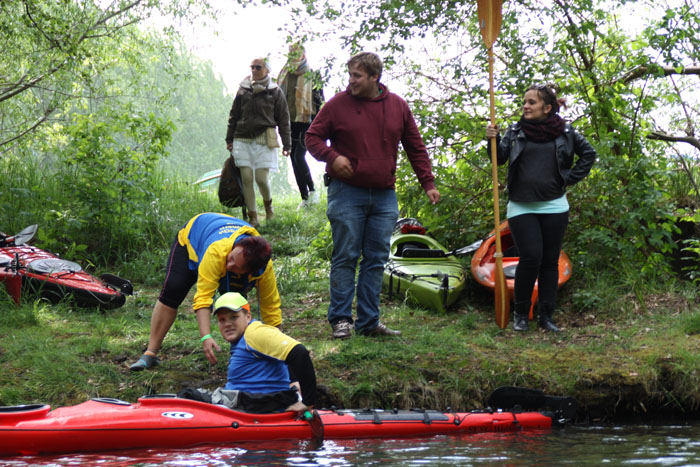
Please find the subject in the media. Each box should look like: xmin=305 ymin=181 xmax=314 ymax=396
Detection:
xmin=507 ymin=194 xmax=569 ymax=219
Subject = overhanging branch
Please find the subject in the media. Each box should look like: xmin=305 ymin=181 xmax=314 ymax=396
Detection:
xmin=622 ymin=66 xmax=700 ymax=84
xmin=646 ymin=131 xmax=700 ymax=152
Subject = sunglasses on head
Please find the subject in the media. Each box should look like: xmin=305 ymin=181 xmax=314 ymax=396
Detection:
xmin=250 ymin=65 xmax=264 ymax=70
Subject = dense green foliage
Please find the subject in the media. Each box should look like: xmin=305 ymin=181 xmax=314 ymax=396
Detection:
xmin=0 ymin=1 xmax=298 ymax=263
xmin=283 ymin=0 xmax=700 ymax=289
xmin=3 ymin=1 xmax=697 ymax=287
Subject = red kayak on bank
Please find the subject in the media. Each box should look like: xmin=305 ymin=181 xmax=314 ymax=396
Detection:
xmin=470 ymin=221 xmax=572 ymax=318
xmin=0 ymin=387 xmax=577 ymax=457
xmin=0 ymin=225 xmax=132 ymax=309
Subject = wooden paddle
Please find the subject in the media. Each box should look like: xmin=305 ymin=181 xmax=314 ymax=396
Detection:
xmin=477 ymin=0 xmax=510 ymax=328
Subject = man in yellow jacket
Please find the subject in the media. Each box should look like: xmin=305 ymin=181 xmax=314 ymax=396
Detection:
xmin=130 ymin=213 xmax=281 ymax=371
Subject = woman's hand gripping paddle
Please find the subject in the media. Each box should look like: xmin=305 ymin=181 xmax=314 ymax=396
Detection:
xmin=477 ymin=0 xmax=510 ymax=328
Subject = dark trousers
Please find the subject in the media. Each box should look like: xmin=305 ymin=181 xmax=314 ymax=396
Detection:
xmin=290 ymin=122 xmax=315 ymax=199
xmin=508 ymin=211 xmax=569 ymax=306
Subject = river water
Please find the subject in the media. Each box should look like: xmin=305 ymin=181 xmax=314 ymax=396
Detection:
xmin=3 ymin=423 xmax=700 ymax=466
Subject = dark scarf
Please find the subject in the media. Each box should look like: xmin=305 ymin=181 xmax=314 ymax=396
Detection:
xmin=518 ymin=114 xmax=566 ymax=142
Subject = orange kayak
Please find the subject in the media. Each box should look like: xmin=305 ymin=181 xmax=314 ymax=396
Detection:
xmin=470 ymin=221 xmax=572 ymax=319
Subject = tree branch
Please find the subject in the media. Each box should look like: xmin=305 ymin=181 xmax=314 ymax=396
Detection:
xmin=0 ymin=107 xmax=56 ymax=149
xmin=0 ymin=62 xmax=66 ymax=103
xmin=646 ymin=131 xmax=700 ymax=151
xmin=621 ymin=66 xmax=700 ymax=84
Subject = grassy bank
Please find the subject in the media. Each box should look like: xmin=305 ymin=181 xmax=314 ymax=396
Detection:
xmin=1 ymin=193 xmax=699 ymax=423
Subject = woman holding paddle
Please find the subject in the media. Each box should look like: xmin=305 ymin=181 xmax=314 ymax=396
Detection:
xmin=486 ymin=84 xmax=597 ymax=332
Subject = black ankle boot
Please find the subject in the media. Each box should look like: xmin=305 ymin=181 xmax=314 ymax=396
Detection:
xmin=512 ymin=302 xmax=530 ymax=332
xmin=538 ymin=302 xmax=560 ymax=332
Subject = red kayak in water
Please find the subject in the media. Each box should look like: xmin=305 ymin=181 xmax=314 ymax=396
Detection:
xmin=0 ymin=387 xmax=577 ymax=457
xmin=0 ymin=225 xmax=132 ymax=309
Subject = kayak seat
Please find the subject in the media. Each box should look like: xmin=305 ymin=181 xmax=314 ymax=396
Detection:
xmin=402 ymin=248 xmax=445 ymax=258
xmin=395 ymin=241 xmax=427 ymax=257
xmin=27 ymin=258 xmax=82 ymax=274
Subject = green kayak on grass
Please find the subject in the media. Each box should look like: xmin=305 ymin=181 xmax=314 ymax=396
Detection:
xmin=382 ymin=219 xmax=468 ymax=313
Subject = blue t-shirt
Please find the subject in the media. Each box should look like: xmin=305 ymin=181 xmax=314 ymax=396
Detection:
xmin=225 ymin=320 xmax=300 ymax=393
xmin=507 ymin=194 xmax=569 ymax=218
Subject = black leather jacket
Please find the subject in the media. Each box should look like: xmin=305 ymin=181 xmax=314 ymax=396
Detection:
xmin=489 ymin=122 xmax=597 ymax=189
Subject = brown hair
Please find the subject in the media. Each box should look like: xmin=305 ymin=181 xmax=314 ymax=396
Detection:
xmin=236 ymin=236 xmax=271 ymax=274
xmin=347 ymin=52 xmax=383 ymax=82
xmin=527 ymin=84 xmax=567 ymax=115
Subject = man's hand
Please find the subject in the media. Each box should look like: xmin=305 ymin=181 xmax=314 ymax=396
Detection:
xmin=226 ymin=143 xmax=233 ymax=152
xmin=202 ymin=335 xmax=221 ymax=364
xmin=426 ymin=188 xmax=440 ymax=204
xmin=282 ymin=149 xmax=290 ymax=157
xmin=331 ymin=155 xmax=354 ymax=179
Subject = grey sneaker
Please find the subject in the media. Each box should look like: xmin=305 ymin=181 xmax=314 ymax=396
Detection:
xmin=364 ymin=322 xmax=401 ymax=337
xmin=130 ymin=354 xmax=159 ymax=371
xmin=332 ymin=320 xmax=353 ymax=339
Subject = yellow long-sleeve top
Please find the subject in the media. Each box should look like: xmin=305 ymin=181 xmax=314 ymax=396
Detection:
xmin=177 ymin=213 xmax=282 ymax=326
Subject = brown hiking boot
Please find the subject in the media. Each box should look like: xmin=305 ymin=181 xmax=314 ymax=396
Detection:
xmin=264 ymin=199 xmax=274 ymax=220
xmin=247 ymin=211 xmax=259 ymax=228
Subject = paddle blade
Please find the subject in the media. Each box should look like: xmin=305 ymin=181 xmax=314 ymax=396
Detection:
xmin=450 ymin=239 xmax=483 ymax=257
xmin=488 ymin=386 xmax=546 ymax=410
xmin=494 ymin=257 xmax=510 ymax=328
xmin=3 ymin=273 xmax=22 ymax=305
xmin=477 ymin=0 xmax=503 ymax=48
xmin=310 ymin=410 xmax=324 ymax=442
xmin=488 ymin=386 xmax=579 ymax=421
xmin=303 ymin=410 xmax=324 ymax=444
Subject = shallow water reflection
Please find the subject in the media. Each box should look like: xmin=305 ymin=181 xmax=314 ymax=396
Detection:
xmin=3 ymin=423 xmax=700 ymax=466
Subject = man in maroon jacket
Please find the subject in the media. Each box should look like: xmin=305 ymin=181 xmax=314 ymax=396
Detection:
xmin=305 ymin=52 xmax=440 ymax=339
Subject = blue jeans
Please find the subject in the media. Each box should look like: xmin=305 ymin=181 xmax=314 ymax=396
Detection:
xmin=326 ymin=179 xmax=399 ymax=333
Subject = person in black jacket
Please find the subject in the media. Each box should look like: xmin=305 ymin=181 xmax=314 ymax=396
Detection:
xmin=486 ymin=84 xmax=597 ymax=332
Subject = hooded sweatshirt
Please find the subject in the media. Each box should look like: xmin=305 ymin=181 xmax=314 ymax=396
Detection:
xmin=305 ymin=83 xmax=435 ymax=191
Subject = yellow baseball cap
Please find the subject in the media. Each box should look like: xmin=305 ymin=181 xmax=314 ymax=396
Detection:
xmin=213 ymin=292 xmax=250 ymax=315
